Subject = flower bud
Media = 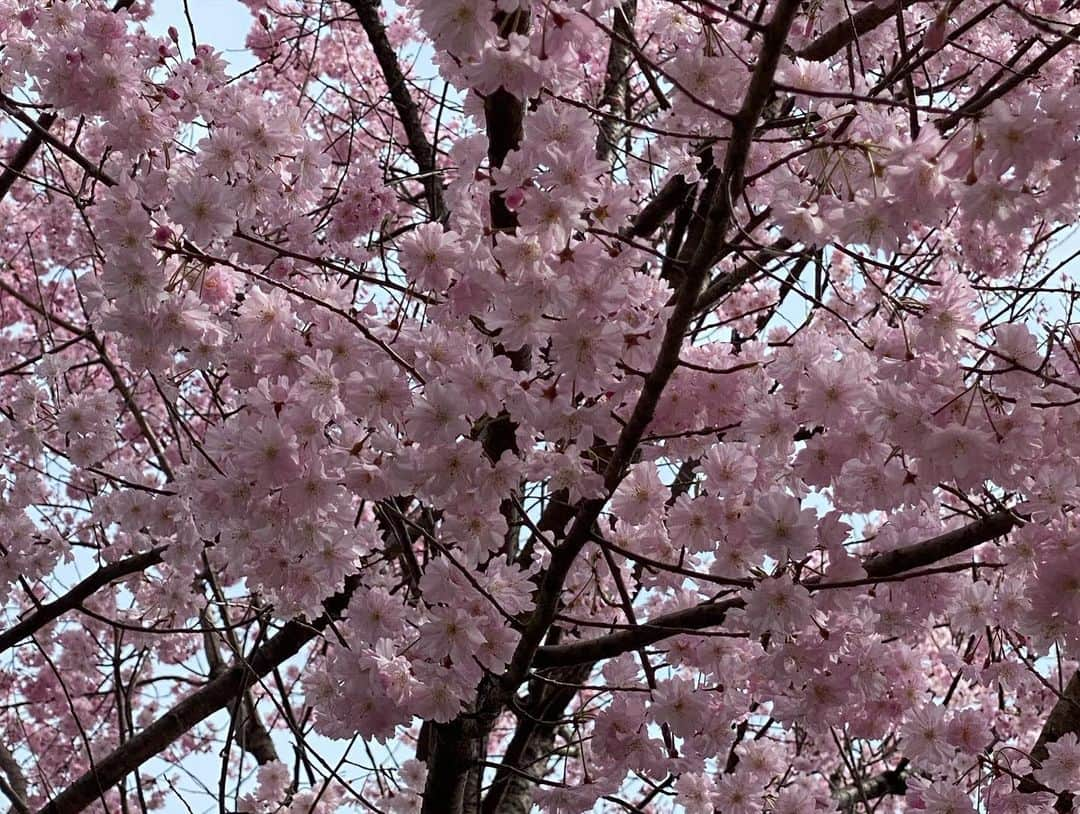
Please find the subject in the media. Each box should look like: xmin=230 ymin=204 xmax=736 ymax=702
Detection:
xmin=504 ymin=187 xmax=526 ymax=211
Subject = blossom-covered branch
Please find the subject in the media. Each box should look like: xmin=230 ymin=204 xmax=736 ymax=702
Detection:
xmin=0 ymin=0 xmax=1077 ymax=812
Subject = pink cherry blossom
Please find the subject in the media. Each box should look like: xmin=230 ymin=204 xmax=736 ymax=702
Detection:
xmin=0 ymin=1 xmax=1076 ymax=812
xmin=746 ymin=490 xmax=818 ymax=561
xmin=1035 ymin=732 xmax=1080 ymax=793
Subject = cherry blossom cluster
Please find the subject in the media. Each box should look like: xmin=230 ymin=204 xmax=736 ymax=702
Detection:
xmin=0 ymin=0 xmax=1077 ymax=811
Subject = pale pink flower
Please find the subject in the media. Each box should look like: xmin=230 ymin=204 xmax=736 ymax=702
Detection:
xmin=919 ymin=781 xmax=976 ymax=814
xmin=609 ymin=463 xmax=667 ymax=524
xmin=1035 ymin=732 xmax=1080 ymax=792
xmin=745 ymin=491 xmax=818 ymax=561
xmin=167 ymin=176 xmax=235 ymax=245
xmin=741 ymin=575 xmax=813 ymax=637
xmin=674 ymin=772 xmax=716 ymax=814
xmin=901 ymin=703 xmax=954 ymax=768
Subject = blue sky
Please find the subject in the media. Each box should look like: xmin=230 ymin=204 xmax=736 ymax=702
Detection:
xmin=147 ymin=0 xmax=256 ymax=69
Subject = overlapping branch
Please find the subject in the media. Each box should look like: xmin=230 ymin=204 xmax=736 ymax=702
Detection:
xmin=535 ymin=510 xmax=1018 ymax=669
xmin=504 ymin=0 xmax=804 ymax=694
xmin=0 ymin=548 xmax=165 ymax=657
xmin=346 ymin=0 xmax=446 ymax=221
xmin=35 ymin=574 xmax=360 ymax=814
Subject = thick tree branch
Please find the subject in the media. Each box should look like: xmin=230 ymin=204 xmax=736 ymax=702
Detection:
xmin=935 ymin=21 xmax=1080 ymax=131
xmin=483 ymin=8 xmax=530 ymax=234
xmin=201 ymin=624 xmax=278 ymax=766
xmin=833 ymin=766 xmax=908 ymax=811
xmin=535 ymin=510 xmax=1018 ymax=668
xmin=0 ymin=113 xmax=57 ymax=207
xmin=629 ymin=173 xmax=694 ymax=239
xmin=595 ymin=1 xmax=637 ymax=162
xmin=1032 ymin=670 xmax=1080 ymax=762
xmin=1014 ymin=670 xmax=1080 ymax=811
xmin=345 ymin=0 xmax=446 ymax=221
xmin=0 ymin=96 xmax=115 ymax=188
xmin=36 ymin=575 xmax=360 ymax=814
xmin=480 ymin=663 xmax=593 ymax=814
xmin=860 ymin=510 xmax=1017 ymax=577
xmin=693 ymin=236 xmax=796 ymax=315
xmin=418 ymin=10 xmax=533 ymax=813
xmin=0 ymin=742 xmax=30 ymax=814
xmin=0 ymin=0 xmax=133 ymax=205
xmin=796 ymin=0 xmax=923 ymax=62
xmin=506 ymin=0 xmax=803 ymax=690
xmin=428 ymin=10 xmax=803 ymax=808
xmin=0 ymin=548 xmax=165 ymax=657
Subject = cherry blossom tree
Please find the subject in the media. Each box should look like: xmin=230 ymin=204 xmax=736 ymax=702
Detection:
xmin=0 ymin=0 xmax=1078 ymax=812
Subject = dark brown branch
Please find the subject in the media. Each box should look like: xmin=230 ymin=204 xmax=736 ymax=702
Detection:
xmin=0 ymin=548 xmax=165 ymax=657
xmin=505 ymin=0 xmax=802 ymax=691
xmin=0 ymin=96 xmax=114 ymax=188
xmin=0 ymin=742 xmax=30 ymax=814
xmin=935 ymin=21 xmax=1080 ymax=131
xmin=535 ymin=510 xmax=1018 ymax=669
xmin=833 ymin=766 xmax=908 ymax=811
xmin=345 ymin=0 xmax=446 ymax=221
xmin=595 ymin=1 xmax=638 ymax=162
xmin=534 ymin=597 xmax=747 ymax=669
xmin=418 ymin=11 xmax=533 ymax=811
xmin=796 ymin=0 xmax=922 ymax=62
xmin=0 ymin=0 xmax=132 ymax=204
xmin=693 ymin=236 xmax=796 ymax=314
xmin=629 ymin=173 xmax=694 ymax=239
xmin=483 ymin=8 xmax=530 ymax=234
xmin=201 ymin=624 xmax=278 ymax=766
xmin=36 ymin=574 xmax=360 ymax=814
xmin=0 ymin=113 xmax=57 ymax=206
xmin=420 ymin=678 xmax=503 ymax=814
xmin=860 ymin=510 xmax=1017 ymax=577
xmin=1032 ymin=670 xmax=1080 ymax=762
xmin=480 ymin=663 xmax=592 ymax=814
xmin=1016 ymin=671 xmax=1080 ymax=810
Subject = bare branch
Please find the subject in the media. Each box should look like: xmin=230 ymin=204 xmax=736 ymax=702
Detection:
xmin=0 ymin=548 xmax=165 ymax=657
xmin=35 ymin=574 xmax=360 ymax=814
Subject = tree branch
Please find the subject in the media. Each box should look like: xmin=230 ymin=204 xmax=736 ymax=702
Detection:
xmin=507 ymin=0 xmax=803 ymax=690
xmin=0 ymin=0 xmax=133 ymax=205
xmin=1015 ymin=670 xmax=1080 ymax=810
xmin=796 ymin=0 xmax=924 ymax=62
xmin=0 ymin=742 xmax=30 ymax=814
xmin=201 ymin=623 xmax=279 ymax=766
xmin=935 ymin=21 xmax=1080 ymax=131
xmin=535 ymin=510 xmax=1018 ymax=669
xmin=595 ymin=1 xmax=637 ymax=162
xmin=833 ymin=766 xmax=908 ymax=811
xmin=0 ymin=548 xmax=165 ymax=657
xmin=693 ymin=236 xmax=795 ymax=315
xmin=483 ymin=10 xmax=530 ymax=234
xmin=480 ymin=663 xmax=593 ymax=814
xmin=0 ymin=113 xmax=56 ymax=207
xmin=345 ymin=0 xmax=446 ymax=221
xmin=860 ymin=510 xmax=1017 ymax=577
xmin=35 ymin=574 xmax=360 ymax=814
